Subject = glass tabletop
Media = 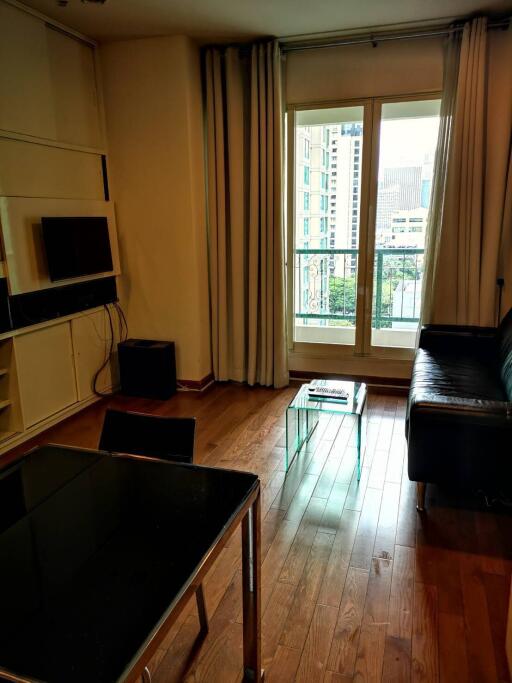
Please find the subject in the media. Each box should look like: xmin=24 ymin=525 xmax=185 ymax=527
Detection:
xmin=0 ymin=445 xmax=259 ymax=683
xmin=288 ymin=381 xmax=367 ymax=416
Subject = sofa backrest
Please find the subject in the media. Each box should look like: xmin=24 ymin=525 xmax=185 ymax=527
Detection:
xmin=498 ymin=308 xmax=512 ymax=400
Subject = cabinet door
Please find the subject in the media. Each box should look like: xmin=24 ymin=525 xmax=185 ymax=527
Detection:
xmin=14 ymin=323 xmax=77 ymax=428
xmin=0 ymin=3 xmax=56 ymax=139
xmin=71 ymin=309 xmax=113 ymax=401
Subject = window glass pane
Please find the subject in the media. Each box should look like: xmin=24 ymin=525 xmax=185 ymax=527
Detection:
xmin=294 ymin=106 xmax=364 ymax=345
xmin=371 ymin=99 xmax=440 ymax=349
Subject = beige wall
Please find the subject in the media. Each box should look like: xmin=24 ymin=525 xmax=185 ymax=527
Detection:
xmin=101 ymin=36 xmax=211 ymax=382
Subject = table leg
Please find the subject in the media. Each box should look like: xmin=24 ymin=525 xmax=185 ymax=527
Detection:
xmin=357 ymin=412 xmax=362 ymax=481
xmin=241 ymin=491 xmax=263 ymax=682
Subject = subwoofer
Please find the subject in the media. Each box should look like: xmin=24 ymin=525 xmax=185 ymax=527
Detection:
xmin=118 ymin=339 xmax=177 ymax=400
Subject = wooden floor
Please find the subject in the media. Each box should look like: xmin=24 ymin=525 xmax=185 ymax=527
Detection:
xmin=5 ymin=383 xmax=512 ymax=683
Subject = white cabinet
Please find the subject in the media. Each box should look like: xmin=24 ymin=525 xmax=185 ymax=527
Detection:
xmin=14 ymin=323 xmax=78 ymax=428
xmin=0 ymin=2 xmax=103 ymax=149
xmin=71 ymin=309 xmax=114 ymax=401
xmin=0 ymin=2 xmax=55 ymax=139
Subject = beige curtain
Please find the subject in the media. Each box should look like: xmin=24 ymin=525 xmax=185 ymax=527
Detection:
xmin=205 ymin=41 xmax=288 ymax=387
xmin=421 ymin=30 xmax=461 ymax=326
xmin=427 ymin=19 xmax=512 ymax=326
xmin=487 ymin=27 xmax=512 ymax=319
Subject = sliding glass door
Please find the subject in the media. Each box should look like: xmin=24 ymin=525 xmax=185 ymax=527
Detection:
xmin=291 ymin=104 xmax=369 ymax=348
xmin=289 ymin=96 xmax=440 ymax=356
xmin=370 ymin=100 xmax=441 ymax=350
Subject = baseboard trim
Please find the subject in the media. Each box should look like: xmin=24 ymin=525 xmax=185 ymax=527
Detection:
xmin=177 ymin=373 xmax=215 ymax=392
xmin=290 ymin=369 xmax=410 ymax=395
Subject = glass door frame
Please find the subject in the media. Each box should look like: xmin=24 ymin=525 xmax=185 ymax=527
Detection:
xmin=362 ymin=92 xmax=442 ymax=358
xmin=286 ymin=91 xmax=441 ymax=361
xmin=286 ymin=97 xmax=374 ymax=358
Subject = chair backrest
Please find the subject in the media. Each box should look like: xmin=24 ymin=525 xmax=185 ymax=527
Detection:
xmin=497 ymin=309 xmax=512 ymax=400
xmin=99 ymin=409 xmax=195 ymax=463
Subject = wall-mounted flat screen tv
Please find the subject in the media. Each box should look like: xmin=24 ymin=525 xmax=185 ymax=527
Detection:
xmin=41 ymin=216 xmax=114 ymax=282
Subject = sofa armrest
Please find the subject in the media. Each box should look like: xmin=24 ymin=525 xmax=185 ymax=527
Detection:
xmin=407 ymin=395 xmax=512 ymax=487
xmin=419 ymin=324 xmax=497 ymax=355
xmin=409 ymin=394 xmax=511 ymax=426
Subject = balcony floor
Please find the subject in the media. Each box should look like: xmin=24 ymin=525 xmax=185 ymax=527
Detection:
xmin=4 ymin=383 xmax=511 ymax=683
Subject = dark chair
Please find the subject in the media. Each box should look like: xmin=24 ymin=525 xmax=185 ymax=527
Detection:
xmin=99 ymin=409 xmax=208 ymax=648
xmin=99 ymin=409 xmax=196 ymax=463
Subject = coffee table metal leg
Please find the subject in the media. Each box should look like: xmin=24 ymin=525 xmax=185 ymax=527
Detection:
xmin=357 ymin=412 xmax=362 ymax=481
xmin=242 ymin=491 xmax=263 ymax=682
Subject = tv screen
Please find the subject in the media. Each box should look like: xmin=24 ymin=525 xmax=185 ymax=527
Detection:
xmin=41 ymin=216 xmax=114 ymax=282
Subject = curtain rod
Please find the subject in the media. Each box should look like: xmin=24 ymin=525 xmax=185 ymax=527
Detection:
xmin=280 ymin=17 xmax=510 ymax=53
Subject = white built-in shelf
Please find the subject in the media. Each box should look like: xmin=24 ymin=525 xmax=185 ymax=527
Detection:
xmin=0 ymin=399 xmax=12 ymax=411
xmin=0 ymin=430 xmax=17 ymax=444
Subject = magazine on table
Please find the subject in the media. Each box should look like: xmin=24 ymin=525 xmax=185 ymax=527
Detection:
xmin=307 ymin=379 xmax=349 ymax=402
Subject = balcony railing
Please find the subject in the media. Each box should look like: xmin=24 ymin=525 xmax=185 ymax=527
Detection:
xmin=295 ymin=247 xmax=424 ymax=328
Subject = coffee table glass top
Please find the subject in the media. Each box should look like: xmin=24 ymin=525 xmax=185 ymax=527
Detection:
xmin=0 ymin=445 xmax=259 ymax=683
xmin=288 ymin=381 xmax=367 ymax=416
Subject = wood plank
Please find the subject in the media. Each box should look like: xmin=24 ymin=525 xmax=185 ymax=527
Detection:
xmin=353 ymin=622 xmax=387 ymax=682
xmin=261 ymin=581 xmax=296 ymax=670
xmin=265 ymin=644 xmax=301 ymax=683
xmin=460 ymin=555 xmax=499 ymax=683
xmin=373 ymin=481 xmax=400 ymax=561
xmin=482 ymin=571 xmax=510 ymax=682
xmin=323 ymin=673 xmax=353 ymax=683
xmin=382 ymin=544 xmax=415 ymax=683
xmin=438 ymin=612 xmax=469 ymax=683
xmin=280 ymin=531 xmax=335 ymax=650
xmin=295 ymin=603 xmax=338 ymax=683
xmin=318 ymin=481 xmax=350 ymax=535
xmin=279 ymin=496 xmax=327 ymax=585
xmin=352 ymin=554 xmax=393 ymax=683
xmin=327 ymin=567 xmax=370 ymax=675
xmin=350 ymin=485 xmax=383 ymax=570
xmin=318 ymin=507 xmax=360 ymax=608
xmin=411 ymin=583 xmax=439 ymax=683
xmin=363 ymin=557 xmax=393 ymax=626
xmin=396 ymin=474 xmax=417 ymax=549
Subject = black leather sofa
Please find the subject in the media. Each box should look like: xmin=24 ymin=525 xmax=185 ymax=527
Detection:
xmin=406 ymin=309 xmax=512 ymax=510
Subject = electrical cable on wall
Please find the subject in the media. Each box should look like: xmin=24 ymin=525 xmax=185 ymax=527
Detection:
xmin=92 ymin=301 xmax=129 ymax=397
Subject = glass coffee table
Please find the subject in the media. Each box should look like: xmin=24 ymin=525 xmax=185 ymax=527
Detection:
xmin=285 ymin=380 xmax=367 ymax=478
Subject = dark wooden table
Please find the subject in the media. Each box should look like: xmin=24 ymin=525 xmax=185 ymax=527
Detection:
xmin=0 ymin=445 xmax=262 ymax=683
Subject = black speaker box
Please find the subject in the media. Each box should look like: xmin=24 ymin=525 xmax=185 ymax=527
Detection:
xmin=9 ymin=277 xmax=118 ymax=329
xmin=118 ymin=339 xmax=177 ymax=400
xmin=0 ymin=279 xmax=13 ymax=334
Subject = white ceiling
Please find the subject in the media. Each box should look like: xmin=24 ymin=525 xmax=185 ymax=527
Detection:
xmin=20 ymin=0 xmax=512 ymax=42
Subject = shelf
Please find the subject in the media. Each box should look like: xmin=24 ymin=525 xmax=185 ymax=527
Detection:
xmin=0 ymin=430 xmax=17 ymax=444
xmin=0 ymin=399 xmax=12 ymax=411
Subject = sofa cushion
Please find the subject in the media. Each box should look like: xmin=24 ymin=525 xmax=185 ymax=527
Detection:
xmin=497 ymin=309 xmax=512 ymax=400
xmin=409 ymin=348 xmax=507 ymax=404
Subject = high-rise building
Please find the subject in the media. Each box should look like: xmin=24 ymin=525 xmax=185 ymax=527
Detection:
xmin=295 ymin=125 xmax=330 ymax=319
xmin=327 ymin=123 xmax=362 ymax=277
xmin=376 ymin=166 xmax=422 ymax=233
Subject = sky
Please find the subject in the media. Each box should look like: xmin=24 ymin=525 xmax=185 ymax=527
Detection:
xmin=379 ymin=116 xmax=440 ymax=168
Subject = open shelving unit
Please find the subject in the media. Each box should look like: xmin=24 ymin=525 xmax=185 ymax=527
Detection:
xmin=0 ymin=338 xmax=22 ymax=443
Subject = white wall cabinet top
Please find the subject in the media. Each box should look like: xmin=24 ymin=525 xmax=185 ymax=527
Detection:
xmin=0 ymin=1 xmax=103 ymax=149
